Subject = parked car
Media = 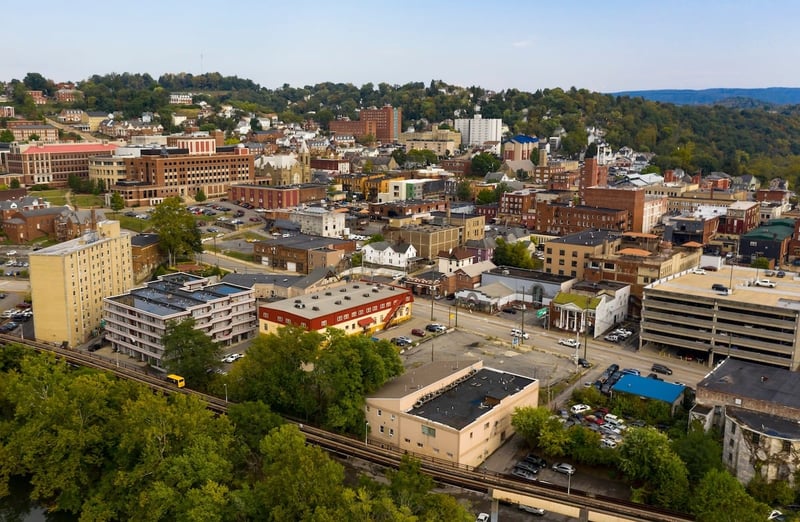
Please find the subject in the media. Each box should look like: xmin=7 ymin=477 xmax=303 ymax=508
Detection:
xmin=515 ymin=460 xmax=539 ymax=474
xmin=391 ymin=336 xmax=412 ymax=347
xmin=577 ymin=357 xmax=591 ymax=368
xmin=777 ymin=270 xmax=787 ymax=278
xmin=600 ymin=438 xmax=618 ymax=449
xmin=501 ymin=308 xmax=517 ymax=314
xmin=249 ymin=217 xmax=261 ymax=222
xmin=570 ymin=403 xmax=591 ymax=415
xmin=558 ymin=338 xmax=579 ymax=348
xmin=221 ymin=353 xmax=244 ymax=363
xmin=426 ymin=323 xmax=446 ymax=333
xmin=621 ymin=368 xmax=640 ymax=376
xmin=691 ymin=267 xmax=706 ymax=275
xmin=604 ymin=334 xmax=620 ymax=343
xmin=551 ymin=462 xmax=576 ymax=475
xmin=510 ymin=466 xmax=537 ymax=481
xmin=518 ymin=504 xmax=545 ymax=515
xmin=411 ymin=328 xmax=426 ymax=337
xmin=523 ymin=454 xmax=548 ymax=469
xmin=476 ymin=513 xmax=490 ymax=522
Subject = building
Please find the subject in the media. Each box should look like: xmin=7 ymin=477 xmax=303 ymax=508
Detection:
xmin=258 ymin=282 xmax=413 ymax=336
xmin=584 ymin=186 xmax=667 ymax=234
xmin=498 ymin=189 xmax=538 ymax=226
xmin=228 ymin=183 xmax=328 ymax=210
xmin=116 ymin=145 xmax=254 ymax=206
xmin=377 ymin=179 xmax=431 ymax=203
xmin=284 ymin=207 xmax=346 ymax=238
xmin=399 ymin=125 xmax=461 ymax=158
xmin=103 ymin=273 xmax=256 ymax=368
xmin=130 ymin=233 xmax=164 ymax=282
xmin=253 ymin=234 xmax=355 ymax=274
xmin=384 ymin=224 xmax=462 ymax=260
xmin=550 ymin=280 xmax=630 ymax=338
xmin=222 ymin=268 xmax=344 ymax=300
xmin=9 ymin=124 xmax=59 ymax=143
xmin=543 ymin=229 xmax=622 ymax=279
xmin=329 ymin=105 xmax=402 ymax=143
xmin=454 ymin=114 xmax=502 ymax=147
xmin=7 ymin=142 xmax=119 ymax=186
xmin=535 ymin=201 xmax=629 ymax=237
xmin=640 ymin=266 xmax=800 ymax=370
xmin=368 ymin=199 xmax=450 ymax=219
xmin=738 ymin=219 xmax=794 ymax=266
xmin=30 ymin=221 xmax=133 ymax=347
xmin=611 ymin=375 xmax=685 ymax=414
xmin=502 ymin=135 xmax=538 ymax=161
xmin=2 ymin=206 xmax=96 ymax=243
xmin=362 ymin=241 xmax=417 ymax=269
xmin=0 ymin=106 xmax=15 ymax=118
xmin=310 ymin=158 xmax=351 ymax=173
xmin=89 ymin=152 xmax=136 ymax=191
xmin=254 ymin=142 xmax=312 ymax=185
xmin=663 ymin=215 xmax=719 ymax=246
xmin=481 ymin=266 xmax=573 ymax=312
xmin=366 ymin=359 xmax=538 ymax=467
xmin=169 ymin=93 xmax=193 ymax=105
xmin=692 ymin=359 xmax=800 ymax=485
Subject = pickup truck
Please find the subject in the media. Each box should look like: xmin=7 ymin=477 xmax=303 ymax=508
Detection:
xmin=754 ymin=279 xmax=777 ymax=288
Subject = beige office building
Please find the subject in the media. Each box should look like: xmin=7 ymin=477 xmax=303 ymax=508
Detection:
xmin=30 ymin=221 xmax=133 ymax=347
xmin=366 ymin=359 xmax=539 ymax=467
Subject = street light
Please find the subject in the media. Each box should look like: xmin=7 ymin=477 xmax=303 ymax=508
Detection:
xmin=364 ymin=420 xmax=369 ymax=445
xmin=223 ymin=383 xmax=228 ymax=404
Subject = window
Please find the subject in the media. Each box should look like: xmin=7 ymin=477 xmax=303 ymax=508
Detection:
xmin=404 ymin=438 xmax=411 ymax=443
xmin=421 ymin=425 xmax=436 ymax=437
xmin=559 ymin=249 xmax=565 ymax=256
xmin=729 ymin=438 xmax=734 ymax=447
xmin=390 ymin=414 xmax=395 ymax=421
xmin=730 ymin=424 xmax=736 ymax=434
xmin=783 ymin=440 xmax=791 ymax=452
xmin=379 ymin=426 xmax=385 ymax=433
xmin=484 ymin=422 xmax=490 ymax=429
xmin=377 ymin=409 xmax=382 ymax=417
xmin=752 ymin=432 xmax=760 ymax=444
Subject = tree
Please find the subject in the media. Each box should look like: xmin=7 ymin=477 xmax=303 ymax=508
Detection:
xmin=365 ymin=234 xmax=384 ymax=244
xmin=0 ymin=129 xmax=13 ymax=142
xmin=511 ymin=406 xmax=569 ymax=456
xmin=27 ymin=133 xmax=40 ymax=142
xmin=455 ymin=180 xmax=473 ymax=201
xmin=195 ymin=188 xmax=207 ymax=202
xmin=475 ymin=188 xmax=497 ymax=205
xmin=671 ymin=423 xmax=722 ymax=483
xmin=391 ymin=148 xmax=407 ymax=166
xmin=471 ymin=152 xmax=501 ymax=176
xmin=9 ymin=178 xmax=20 ymax=189
xmin=110 ymin=192 xmax=125 ymax=213
xmin=150 ymin=196 xmax=202 ymax=266
xmin=689 ymin=469 xmax=768 ymax=522
xmin=492 ymin=238 xmax=535 ymax=269
xmin=249 ymin=117 xmax=262 ymax=132
xmin=162 ymin=317 xmax=221 ymax=391
xmin=515 ymin=168 xmax=530 ymax=181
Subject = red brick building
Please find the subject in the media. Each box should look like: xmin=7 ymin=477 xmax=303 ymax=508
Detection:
xmin=329 ymin=105 xmax=401 ymax=143
xmin=579 ymin=156 xmax=607 ymax=202
xmin=253 ymin=234 xmax=355 ymax=274
xmin=368 ymin=199 xmax=450 ymax=219
xmin=440 ymin=158 xmax=471 ymax=176
xmin=310 ymin=158 xmax=351 ymax=173
xmin=7 ymin=142 xmax=119 ymax=186
xmin=498 ymin=189 xmax=537 ymax=225
xmin=229 ymin=184 xmax=327 ymax=210
xmin=534 ymin=201 xmax=628 ymax=235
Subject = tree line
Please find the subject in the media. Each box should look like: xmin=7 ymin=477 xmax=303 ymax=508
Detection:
xmin=0 ymin=346 xmax=474 ymax=521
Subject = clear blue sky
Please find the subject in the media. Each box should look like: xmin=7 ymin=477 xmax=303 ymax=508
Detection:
xmin=5 ymin=0 xmax=800 ymax=93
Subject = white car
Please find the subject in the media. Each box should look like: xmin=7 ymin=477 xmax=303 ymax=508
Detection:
xmin=691 ymin=267 xmax=706 ymax=275
xmin=558 ymin=338 xmax=580 ymax=348
xmin=221 ymin=353 xmax=244 ymax=363
xmin=476 ymin=513 xmax=490 ymax=522
xmin=570 ymin=403 xmax=591 ymax=415
xmin=510 ymin=329 xmax=530 ymax=339
xmin=754 ymin=279 xmax=777 ymax=288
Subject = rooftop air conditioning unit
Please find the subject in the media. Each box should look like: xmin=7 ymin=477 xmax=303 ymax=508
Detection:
xmin=334 ymin=300 xmax=342 ymax=305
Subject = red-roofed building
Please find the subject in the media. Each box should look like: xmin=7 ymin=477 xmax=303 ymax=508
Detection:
xmin=7 ymin=142 xmax=119 ymax=187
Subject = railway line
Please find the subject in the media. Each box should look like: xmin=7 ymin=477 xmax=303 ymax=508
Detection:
xmin=0 ymin=333 xmax=694 ymax=521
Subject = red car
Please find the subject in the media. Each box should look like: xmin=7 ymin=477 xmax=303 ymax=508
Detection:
xmin=411 ymin=328 xmax=426 ymax=337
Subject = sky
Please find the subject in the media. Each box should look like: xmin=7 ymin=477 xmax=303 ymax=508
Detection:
xmin=4 ymin=0 xmax=800 ymax=94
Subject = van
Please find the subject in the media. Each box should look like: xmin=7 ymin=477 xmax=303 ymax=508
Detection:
xmin=604 ymin=413 xmax=622 ymax=425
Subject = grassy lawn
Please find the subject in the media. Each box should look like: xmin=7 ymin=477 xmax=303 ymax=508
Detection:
xmin=223 ymin=251 xmax=255 ymax=263
xmin=72 ymin=194 xmax=104 ymax=208
xmin=31 ymin=189 xmax=67 ymax=206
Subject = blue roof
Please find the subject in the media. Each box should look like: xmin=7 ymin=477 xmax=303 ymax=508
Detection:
xmin=611 ymin=375 xmax=685 ymax=403
xmin=503 ymin=134 xmax=539 ymax=145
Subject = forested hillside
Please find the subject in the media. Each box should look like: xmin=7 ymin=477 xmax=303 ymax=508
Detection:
xmin=8 ymin=72 xmax=800 ymax=187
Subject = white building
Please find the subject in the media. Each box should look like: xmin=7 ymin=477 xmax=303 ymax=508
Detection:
xmin=362 ymin=242 xmax=417 ymax=269
xmin=377 ymin=179 xmax=431 ymax=203
xmin=288 ymin=207 xmax=346 ymax=238
xmin=454 ymin=114 xmax=503 ymax=147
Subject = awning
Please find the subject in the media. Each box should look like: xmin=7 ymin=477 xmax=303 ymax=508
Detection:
xmin=358 ymin=317 xmax=376 ymax=327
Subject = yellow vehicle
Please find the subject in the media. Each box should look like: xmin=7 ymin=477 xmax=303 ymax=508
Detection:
xmin=166 ymin=374 xmax=185 ymax=388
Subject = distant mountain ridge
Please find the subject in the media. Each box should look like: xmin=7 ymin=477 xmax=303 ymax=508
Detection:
xmin=611 ymin=87 xmax=800 ymax=106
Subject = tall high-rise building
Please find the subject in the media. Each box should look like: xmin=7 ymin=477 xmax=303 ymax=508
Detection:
xmin=454 ymin=114 xmax=502 ymax=146
xmin=30 ymin=220 xmax=133 ymax=347
xmin=329 ymin=105 xmax=402 ymax=143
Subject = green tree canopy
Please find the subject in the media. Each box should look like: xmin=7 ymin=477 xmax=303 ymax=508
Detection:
xmin=471 ymin=152 xmax=501 ymax=176
xmin=618 ymin=427 xmax=689 ymax=510
xmin=492 ymin=238 xmax=536 ymax=269
xmin=689 ymin=469 xmax=769 ymax=522
xmin=9 ymin=178 xmax=20 ymax=189
xmin=455 ymin=179 xmax=473 ymax=201
xmin=0 ymin=129 xmax=14 ymax=142
xmin=150 ymin=196 xmax=202 ymax=265
xmin=162 ymin=317 xmax=221 ymax=391
xmin=110 ymin=192 xmax=125 ymax=212
xmin=194 ymin=188 xmax=207 ymax=202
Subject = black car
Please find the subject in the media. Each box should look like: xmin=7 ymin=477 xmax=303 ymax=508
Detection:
xmin=523 ymin=454 xmax=547 ymax=469
xmin=577 ymin=358 xmax=590 ymax=368
xmin=502 ymin=308 xmax=517 ymax=314
xmin=515 ymin=460 xmax=539 ymax=474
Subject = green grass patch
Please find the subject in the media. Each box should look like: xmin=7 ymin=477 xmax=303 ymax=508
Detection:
xmin=34 ymin=189 xmax=67 ymax=206
xmin=223 ymin=251 xmax=254 ymax=263
xmin=72 ymin=194 xmax=104 ymax=208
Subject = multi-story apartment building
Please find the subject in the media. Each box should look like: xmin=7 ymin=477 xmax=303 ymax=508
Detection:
xmin=229 ymin=183 xmax=327 ymax=209
xmin=498 ymin=189 xmax=538 ymax=225
xmin=663 ymin=215 xmax=720 ymax=245
xmin=641 ymin=266 xmax=800 ymax=370
xmin=258 ymin=282 xmax=413 ymax=336
xmin=310 ymin=158 xmax=351 ymax=173
xmin=89 ymin=152 xmax=134 ymax=192
xmin=104 ymin=273 xmax=256 ymax=368
xmin=287 ymin=207 xmax=346 ymax=238
xmin=718 ymin=201 xmax=760 ymax=234
xmin=428 ymin=211 xmax=486 ymax=244
xmin=666 ymin=189 xmax=747 ymax=215
xmin=543 ymin=229 xmax=622 ymax=279
xmin=329 ymin=105 xmax=401 ymax=143
xmin=30 ymin=221 xmax=133 ymax=347
xmin=7 ymin=142 xmax=118 ymax=186
xmin=692 ymin=359 xmax=800 ymax=486
xmin=253 ymin=234 xmax=355 ymax=274
xmin=377 ymin=179 xmax=430 ymax=203
xmin=115 ymin=145 xmax=254 ymax=206
xmin=9 ymin=124 xmax=59 ymax=143
xmin=366 ymin=359 xmax=538 ymax=467
xmin=584 ymin=186 xmax=667 ymax=234
xmin=169 ymin=93 xmax=193 ymax=105
xmin=454 ymin=114 xmax=502 ymax=147
xmin=534 ymin=201 xmax=628 ymax=236
xmin=399 ymin=125 xmax=461 ymax=158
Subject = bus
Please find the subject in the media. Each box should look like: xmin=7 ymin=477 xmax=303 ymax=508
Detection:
xmin=166 ymin=374 xmax=185 ymax=388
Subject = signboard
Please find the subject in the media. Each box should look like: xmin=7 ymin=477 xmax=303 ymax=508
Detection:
xmin=536 ymin=307 xmax=548 ymax=319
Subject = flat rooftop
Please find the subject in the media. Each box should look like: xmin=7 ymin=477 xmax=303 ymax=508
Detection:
xmin=727 ymin=405 xmax=800 ymax=439
xmin=698 ymin=358 xmax=800 ymax=410
xmin=31 ymin=226 xmax=128 ymax=256
xmin=648 ymin=266 xmax=800 ymax=310
xmin=261 ymin=282 xmax=411 ymax=319
xmin=262 ymin=234 xmax=352 ymax=249
xmin=108 ymin=278 xmax=250 ymax=317
xmin=547 ymin=229 xmax=620 ymax=246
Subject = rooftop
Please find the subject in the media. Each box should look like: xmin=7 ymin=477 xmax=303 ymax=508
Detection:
xmin=260 ymin=282 xmax=411 ymax=319
xmin=612 ymin=374 xmax=685 ymax=403
xmin=486 ymin=265 xmax=573 ymax=284
xmin=698 ymin=358 xmax=800 ymax=410
xmin=262 ymin=233 xmax=352 ymax=250
xmin=22 ymin=143 xmax=118 ymax=155
xmin=31 ymin=225 xmax=127 ymax=256
xmin=649 ymin=265 xmax=800 ymax=309
xmin=547 ymin=228 xmax=620 ymax=246
xmin=727 ymin=405 xmax=800 ymax=440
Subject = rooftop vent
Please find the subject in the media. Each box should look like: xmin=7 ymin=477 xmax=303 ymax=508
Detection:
xmin=312 ymin=295 xmax=319 ymax=299
xmin=344 ymin=296 xmax=351 ymax=300
xmin=353 ymin=284 xmax=360 ymax=289
xmin=334 ymin=300 xmax=342 ymax=305
xmin=325 ymin=292 xmax=332 ymax=296
xmin=340 ymin=288 xmax=347 ymax=292
xmin=312 ymin=306 xmax=319 ymax=311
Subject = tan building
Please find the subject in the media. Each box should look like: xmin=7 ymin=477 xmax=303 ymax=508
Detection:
xmin=253 ymin=234 xmax=355 ymax=274
xmin=7 ymin=141 xmax=119 ymax=187
xmin=399 ymin=125 xmax=461 ymax=158
xmin=384 ymin=224 xmax=463 ymax=260
xmin=366 ymin=359 xmax=539 ymax=467
xmin=543 ymin=229 xmax=622 ymax=279
xmin=10 ymin=124 xmax=59 ymax=143
xmin=254 ymin=142 xmax=311 ymax=186
xmin=30 ymin=221 xmax=134 ymax=347
xmin=88 ymin=154 xmax=129 ymax=191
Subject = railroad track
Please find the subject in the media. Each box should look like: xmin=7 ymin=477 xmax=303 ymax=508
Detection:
xmin=0 ymin=334 xmax=694 ymax=521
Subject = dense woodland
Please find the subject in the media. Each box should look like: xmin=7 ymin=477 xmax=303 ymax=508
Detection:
xmin=7 ymin=72 xmax=800 ymax=187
